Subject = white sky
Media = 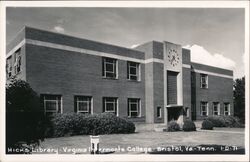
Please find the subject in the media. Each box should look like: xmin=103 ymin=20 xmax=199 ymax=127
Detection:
xmin=6 ymin=7 xmax=245 ymax=79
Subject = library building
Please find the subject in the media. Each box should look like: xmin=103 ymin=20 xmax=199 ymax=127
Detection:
xmin=6 ymin=26 xmax=234 ymax=124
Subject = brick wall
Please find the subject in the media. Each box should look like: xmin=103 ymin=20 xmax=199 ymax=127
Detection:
xmin=25 ymin=44 xmax=146 ymax=121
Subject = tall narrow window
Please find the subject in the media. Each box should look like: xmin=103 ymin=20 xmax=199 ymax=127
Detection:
xmin=157 ymin=106 xmax=162 ymax=118
xmin=6 ymin=56 xmax=12 ymax=78
xmin=128 ymin=98 xmax=140 ymax=117
xmin=213 ymin=102 xmax=220 ymax=115
xmin=127 ymin=61 xmax=140 ymax=81
xmin=41 ymin=94 xmax=62 ymax=115
xmin=200 ymin=74 xmax=208 ymax=88
xmin=14 ymin=48 xmax=21 ymax=74
xmin=102 ymin=57 xmax=117 ymax=79
xmin=74 ymin=96 xmax=92 ymax=114
xmin=200 ymin=101 xmax=208 ymax=116
xmin=224 ymin=103 xmax=230 ymax=115
xmin=103 ymin=97 xmax=118 ymax=116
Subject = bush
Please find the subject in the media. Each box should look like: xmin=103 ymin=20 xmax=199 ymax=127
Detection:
xmin=182 ymin=119 xmax=196 ymax=131
xmin=206 ymin=115 xmax=244 ymax=128
xmin=6 ymin=79 xmax=46 ymax=154
xmin=201 ymin=120 xmax=214 ymax=130
xmin=206 ymin=116 xmax=226 ymax=127
xmin=50 ymin=112 xmax=135 ymax=137
xmin=167 ymin=121 xmax=180 ymax=132
xmin=221 ymin=116 xmax=244 ymax=128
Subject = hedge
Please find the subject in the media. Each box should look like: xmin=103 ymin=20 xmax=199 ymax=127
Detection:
xmin=206 ymin=115 xmax=244 ymax=128
xmin=48 ymin=113 xmax=135 ymax=137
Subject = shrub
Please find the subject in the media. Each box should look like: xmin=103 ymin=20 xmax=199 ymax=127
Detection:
xmin=167 ymin=121 xmax=180 ymax=132
xmin=201 ymin=120 xmax=214 ymax=130
xmin=206 ymin=115 xmax=244 ymax=128
xmin=206 ymin=116 xmax=226 ymax=127
xmin=6 ymin=79 xmax=46 ymax=154
xmin=182 ymin=119 xmax=196 ymax=131
xmin=50 ymin=112 xmax=135 ymax=137
xmin=221 ymin=115 xmax=244 ymax=128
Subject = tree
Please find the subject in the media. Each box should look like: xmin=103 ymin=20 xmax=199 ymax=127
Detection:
xmin=6 ymin=79 xmax=46 ymax=154
xmin=233 ymin=76 xmax=245 ymax=123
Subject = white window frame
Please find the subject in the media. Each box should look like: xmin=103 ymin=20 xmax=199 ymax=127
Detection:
xmin=157 ymin=106 xmax=162 ymax=118
xmin=224 ymin=103 xmax=230 ymax=115
xmin=213 ymin=102 xmax=220 ymax=115
xmin=102 ymin=57 xmax=118 ymax=79
xmin=201 ymin=101 xmax=208 ymax=116
xmin=200 ymin=74 xmax=208 ymax=89
xmin=128 ymin=61 xmax=140 ymax=81
xmin=103 ymin=97 xmax=118 ymax=116
xmin=128 ymin=98 xmax=141 ymax=117
xmin=43 ymin=95 xmax=62 ymax=114
xmin=76 ymin=96 xmax=92 ymax=114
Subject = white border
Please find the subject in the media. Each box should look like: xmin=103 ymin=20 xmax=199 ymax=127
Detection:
xmin=0 ymin=1 xmax=249 ymax=162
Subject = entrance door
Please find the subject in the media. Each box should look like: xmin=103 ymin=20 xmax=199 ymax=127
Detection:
xmin=168 ymin=107 xmax=182 ymax=121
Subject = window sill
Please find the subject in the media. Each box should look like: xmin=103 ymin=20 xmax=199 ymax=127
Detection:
xmin=127 ymin=79 xmax=141 ymax=82
xmin=102 ymin=77 xmax=118 ymax=80
xmin=128 ymin=116 xmax=142 ymax=118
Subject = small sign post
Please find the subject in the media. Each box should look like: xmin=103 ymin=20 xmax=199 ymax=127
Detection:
xmin=90 ymin=135 xmax=100 ymax=154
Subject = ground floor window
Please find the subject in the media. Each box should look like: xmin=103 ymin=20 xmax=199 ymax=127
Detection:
xmin=157 ymin=106 xmax=162 ymax=118
xmin=128 ymin=98 xmax=140 ymax=117
xmin=74 ymin=96 xmax=92 ymax=114
xmin=200 ymin=101 xmax=208 ymax=116
xmin=224 ymin=103 xmax=230 ymax=115
xmin=41 ymin=94 xmax=62 ymax=115
xmin=213 ymin=102 xmax=220 ymax=115
xmin=103 ymin=97 xmax=118 ymax=116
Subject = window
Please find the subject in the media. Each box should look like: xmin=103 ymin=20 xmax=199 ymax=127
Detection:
xmin=6 ymin=56 xmax=12 ymax=78
xmin=74 ymin=96 xmax=92 ymax=114
xmin=41 ymin=94 xmax=62 ymax=115
xmin=103 ymin=97 xmax=118 ymax=115
xmin=224 ymin=103 xmax=230 ymax=115
xmin=157 ymin=106 xmax=162 ymax=118
xmin=200 ymin=101 xmax=208 ymax=116
xmin=200 ymin=74 xmax=208 ymax=88
xmin=14 ymin=48 xmax=21 ymax=74
xmin=128 ymin=98 xmax=141 ymax=117
xmin=213 ymin=102 xmax=220 ymax=115
xmin=127 ymin=61 xmax=140 ymax=81
xmin=185 ymin=107 xmax=190 ymax=118
xmin=102 ymin=57 xmax=117 ymax=79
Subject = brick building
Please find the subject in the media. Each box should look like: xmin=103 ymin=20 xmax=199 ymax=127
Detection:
xmin=6 ymin=26 xmax=234 ymax=124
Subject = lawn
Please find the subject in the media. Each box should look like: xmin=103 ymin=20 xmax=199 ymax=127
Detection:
xmin=34 ymin=128 xmax=245 ymax=154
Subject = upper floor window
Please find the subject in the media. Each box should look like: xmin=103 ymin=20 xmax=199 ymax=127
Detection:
xmin=6 ymin=56 xmax=12 ymax=78
xmin=200 ymin=74 xmax=208 ymax=89
xmin=127 ymin=61 xmax=140 ymax=81
xmin=213 ymin=102 xmax=220 ymax=115
xmin=41 ymin=94 xmax=62 ymax=115
xmin=103 ymin=97 xmax=118 ymax=116
xmin=74 ymin=96 xmax=92 ymax=114
xmin=14 ymin=48 xmax=21 ymax=74
xmin=128 ymin=98 xmax=141 ymax=117
xmin=224 ymin=103 xmax=230 ymax=115
xmin=200 ymin=101 xmax=208 ymax=116
xmin=102 ymin=57 xmax=118 ymax=79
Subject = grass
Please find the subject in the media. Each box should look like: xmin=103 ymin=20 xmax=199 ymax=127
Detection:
xmin=35 ymin=127 xmax=245 ymax=154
